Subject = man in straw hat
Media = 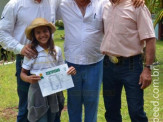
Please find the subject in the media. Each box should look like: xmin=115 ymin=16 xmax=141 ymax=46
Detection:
xmin=52 ymin=0 xmax=144 ymax=121
xmin=0 ymin=0 xmax=63 ymax=122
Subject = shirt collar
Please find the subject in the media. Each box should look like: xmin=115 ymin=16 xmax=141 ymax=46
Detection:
xmin=36 ymin=45 xmax=45 ymax=52
xmin=119 ymin=0 xmax=131 ymax=4
xmin=112 ymin=0 xmax=130 ymax=6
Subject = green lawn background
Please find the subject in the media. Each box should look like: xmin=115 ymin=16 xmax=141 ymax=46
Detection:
xmin=0 ymin=29 xmax=162 ymax=122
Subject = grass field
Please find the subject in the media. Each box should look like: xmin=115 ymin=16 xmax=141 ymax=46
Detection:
xmin=0 ymin=29 xmax=162 ymax=122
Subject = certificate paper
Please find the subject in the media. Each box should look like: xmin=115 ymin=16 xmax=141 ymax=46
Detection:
xmin=38 ymin=64 xmax=74 ymax=97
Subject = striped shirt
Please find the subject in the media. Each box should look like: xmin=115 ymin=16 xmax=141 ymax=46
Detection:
xmin=22 ymin=45 xmax=64 ymax=74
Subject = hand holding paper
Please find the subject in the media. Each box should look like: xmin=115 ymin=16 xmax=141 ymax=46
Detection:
xmin=21 ymin=69 xmax=41 ymax=84
xmin=67 ymin=66 xmax=76 ymax=75
xmin=38 ymin=64 xmax=74 ymax=97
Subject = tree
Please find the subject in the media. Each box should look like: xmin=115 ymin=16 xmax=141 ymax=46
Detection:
xmin=0 ymin=45 xmax=15 ymax=62
xmin=145 ymin=0 xmax=163 ymax=28
xmin=153 ymin=0 xmax=163 ymax=28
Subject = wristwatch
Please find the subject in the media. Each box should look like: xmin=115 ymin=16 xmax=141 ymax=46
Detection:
xmin=144 ymin=64 xmax=153 ymax=70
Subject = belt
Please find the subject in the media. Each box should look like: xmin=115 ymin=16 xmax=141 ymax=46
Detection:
xmin=107 ymin=54 xmax=142 ymax=64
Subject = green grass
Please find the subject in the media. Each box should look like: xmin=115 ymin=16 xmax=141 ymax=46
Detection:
xmin=54 ymin=28 xmax=65 ymax=55
xmin=0 ymin=29 xmax=163 ymax=122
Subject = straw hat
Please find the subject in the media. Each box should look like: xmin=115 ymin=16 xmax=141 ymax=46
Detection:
xmin=25 ymin=18 xmax=56 ymax=41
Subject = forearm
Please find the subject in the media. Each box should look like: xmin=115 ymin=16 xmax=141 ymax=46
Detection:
xmin=20 ymin=69 xmax=29 ymax=82
xmin=20 ymin=68 xmax=41 ymax=83
xmin=145 ymin=38 xmax=156 ymax=65
xmin=0 ymin=1 xmax=24 ymax=54
xmin=0 ymin=30 xmax=24 ymax=54
xmin=139 ymin=38 xmax=155 ymax=89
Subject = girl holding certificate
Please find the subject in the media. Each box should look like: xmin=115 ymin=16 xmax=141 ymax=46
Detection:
xmin=20 ymin=18 xmax=76 ymax=122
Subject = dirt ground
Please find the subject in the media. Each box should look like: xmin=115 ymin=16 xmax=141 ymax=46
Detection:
xmin=0 ymin=105 xmax=67 ymax=120
xmin=0 ymin=107 xmax=18 ymax=120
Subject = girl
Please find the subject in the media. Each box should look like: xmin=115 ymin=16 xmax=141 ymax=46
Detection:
xmin=20 ymin=18 xmax=76 ymax=122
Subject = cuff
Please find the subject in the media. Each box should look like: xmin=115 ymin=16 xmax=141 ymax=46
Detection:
xmin=22 ymin=64 xmax=30 ymax=70
xmin=139 ymin=33 xmax=156 ymax=41
xmin=15 ymin=44 xmax=24 ymax=54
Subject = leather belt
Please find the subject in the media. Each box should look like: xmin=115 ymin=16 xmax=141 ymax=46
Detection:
xmin=107 ymin=54 xmax=142 ymax=64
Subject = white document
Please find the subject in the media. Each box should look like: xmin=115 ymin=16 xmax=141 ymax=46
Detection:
xmin=38 ymin=64 xmax=74 ymax=97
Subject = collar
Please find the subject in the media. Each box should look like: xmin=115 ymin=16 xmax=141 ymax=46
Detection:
xmin=36 ymin=45 xmax=45 ymax=52
xmin=112 ymin=0 xmax=131 ymax=6
xmin=119 ymin=0 xmax=131 ymax=4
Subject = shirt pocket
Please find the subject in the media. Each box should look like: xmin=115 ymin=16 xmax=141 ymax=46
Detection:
xmin=87 ymin=14 xmax=103 ymax=30
xmin=92 ymin=16 xmax=103 ymax=30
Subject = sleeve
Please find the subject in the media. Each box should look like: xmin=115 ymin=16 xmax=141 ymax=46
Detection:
xmin=57 ymin=47 xmax=65 ymax=65
xmin=0 ymin=1 xmax=24 ymax=54
xmin=56 ymin=2 xmax=62 ymax=21
xmin=50 ymin=0 xmax=62 ymax=23
xmin=22 ymin=56 xmax=34 ymax=70
xmin=136 ymin=6 xmax=156 ymax=41
xmin=102 ymin=0 xmax=110 ymax=9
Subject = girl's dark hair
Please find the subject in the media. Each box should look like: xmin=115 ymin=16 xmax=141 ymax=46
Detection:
xmin=30 ymin=26 xmax=56 ymax=59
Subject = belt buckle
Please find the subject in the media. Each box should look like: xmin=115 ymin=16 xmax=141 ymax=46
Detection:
xmin=109 ymin=56 xmax=119 ymax=64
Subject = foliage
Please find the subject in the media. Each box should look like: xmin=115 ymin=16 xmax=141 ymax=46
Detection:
xmin=154 ymin=9 xmax=163 ymax=28
xmin=145 ymin=0 xmax=163 ymax=28
xmin=145 ymin=0 xmax=160 ymax=14
xmin=55 ymin=20 xmax=64 ymax=30
xmin=0 ymin=45 xmax=15 ymax=62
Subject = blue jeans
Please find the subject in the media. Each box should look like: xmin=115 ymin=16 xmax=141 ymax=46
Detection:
xmin=53 ymin=112 xmax=61 ymax=122
xmin=103 ymin=55 xmax=148 ymax=122
xmin=54 ymin=92 xmax=64 ymax=122
xmin=67 ymin=60 xmax=103 ymax=122
xmin=16 ymin=55 xmax=30 ymax=122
